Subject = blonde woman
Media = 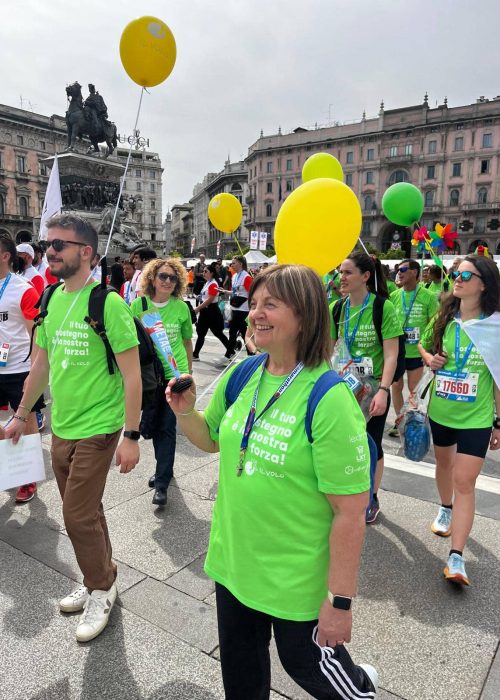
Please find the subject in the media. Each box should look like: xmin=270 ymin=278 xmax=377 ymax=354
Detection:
xmin=131 ymin=258 xmax=193 ymax=507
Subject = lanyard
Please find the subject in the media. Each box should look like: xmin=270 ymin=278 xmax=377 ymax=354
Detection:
xmin=402 ymin=287 xmax=419 ymax=326
xmin=343 ymin=293 xmax=370 ymax=353
xmin=233 ymin=271 xmax=244 ymax=293
xmin=124 ymin=282 xmax=131 ymax=304
xmin=454 ymin=317 xmax=481 ymax=375
xmin=0 ymin=273 xmax=12 ymax=302
xmin=237 ymin=359 xmax=304 ymax=476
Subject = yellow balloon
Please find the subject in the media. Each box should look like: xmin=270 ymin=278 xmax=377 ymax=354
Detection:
xmin=208 ymin=193 xmax=243 ymax=234
xmin=302 ymin=152 xmax=344 ymax=183
xmin=275 ymin=178 xmax=361 ymax=276
xmin=120 ymin=17 xmax=177 ymax=88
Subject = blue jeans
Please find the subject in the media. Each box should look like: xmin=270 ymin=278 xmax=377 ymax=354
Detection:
xmin=152 ymin=397 xmax=177 ymax=489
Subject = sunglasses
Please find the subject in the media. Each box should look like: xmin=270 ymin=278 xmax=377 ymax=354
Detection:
xmin=157 ymin=272 xmax=178 ymax=283
xmin=452 ymin=270 xmax=482 ymax=282
xmin=398 ymin=266 xmax=410 ymax=273
xmin=48 ymin=239 xmax=87 ymax=252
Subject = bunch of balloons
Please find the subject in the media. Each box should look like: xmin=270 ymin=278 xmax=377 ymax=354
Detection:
xmin=275 ymin=152 xmax=362 ymax=275
xmin=412 ymin=223 xmax=458 ymax=254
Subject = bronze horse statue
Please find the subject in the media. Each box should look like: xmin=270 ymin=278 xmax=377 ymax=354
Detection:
xmin=65 ymin=82 xmax=117 ymax=157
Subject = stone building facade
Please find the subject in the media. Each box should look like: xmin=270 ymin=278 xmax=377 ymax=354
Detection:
xmin=245 ymin=94 xmax=500 ymax=255
xmin=171 ymin=203 xmax=193 ymax=257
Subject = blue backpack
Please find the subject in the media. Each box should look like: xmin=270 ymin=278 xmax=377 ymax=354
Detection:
xmin=403 ymin=410 xmax=431 ymax=462
xmin=224 ymin=354 xmax=377 ymax=498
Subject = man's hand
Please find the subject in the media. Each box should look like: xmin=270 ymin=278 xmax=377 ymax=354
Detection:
xmin=490 ymin=428 xmax=500 ymax=451
xmin=115 ymin=438 xmax=140 ymax=474
xmin=369 ymin=389 xmax=388 ymax=417
xmin=4 ymin=417 xmax=27 ymax=445
xmin=317 ymin=599 xmax=352 ymax=647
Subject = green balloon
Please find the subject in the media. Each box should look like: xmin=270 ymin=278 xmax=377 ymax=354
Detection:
xmin=302 ymin=153 xmax=344 ymax=183
xmin=382 ymin=183 xmax=424 ymax=226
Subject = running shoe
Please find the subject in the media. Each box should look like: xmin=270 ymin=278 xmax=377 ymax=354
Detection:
xmin=60 ymin=585 xmax=89 ymax=613
xmin=365 ymin=499 xmax=380 ymax=524
xmin=359 ymin=663 xmax=379 ymax=694
xmin=192 ymin=355 xmax=200 ymax=362
xmin=431 ymin=506 xmax=452 ymax=537
xmin=15 ymin=483 xmax=37 ymax=503
xmin=387 ymin=424 xmax=399 ymax=437
xmin=76 ymin=583 xmax=117 ymax=642
xmin=444 ymin=553 xmax=470 ymax=586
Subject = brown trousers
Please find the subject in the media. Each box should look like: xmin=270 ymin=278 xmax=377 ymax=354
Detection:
xmin=51 ymin=430 xmax=121 ymax=592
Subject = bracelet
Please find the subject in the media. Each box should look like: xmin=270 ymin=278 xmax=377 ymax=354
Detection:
xmin=13 ymin=414 xmax=28 ymax=423
xmin=17 ymin=404 xmax=31 ymax=413
xmin=379 ymin=385 xmax=391 ymax=394
xmin=178 ymin=408 xmax=196 ymax=417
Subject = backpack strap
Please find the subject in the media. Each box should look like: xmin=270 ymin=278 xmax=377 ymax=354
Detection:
xmin=141 ymin=296 xmax=148 ymax=312
xmin=332 ymin=298 xmax=346 ymax=338
xmin=305 ymin=370 xmax=343 ymax=443
xmin=84 ymin=285 xmax=117 ymax=375
xmin=24 ymin=281 xmax=64 ymax=362
xmin=224 ymin=353 xmax=268 ymax=409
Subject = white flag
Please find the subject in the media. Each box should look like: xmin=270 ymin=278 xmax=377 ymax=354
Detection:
xmin=259 ymin=231 xmax=268 ymax=251
xmin=39 ymin=155 xmax=62 ymax=240
xmin=250 ymin=231 xmax=259 ymax=250
xmin=461 ymin=312 xmax=500 ymax=390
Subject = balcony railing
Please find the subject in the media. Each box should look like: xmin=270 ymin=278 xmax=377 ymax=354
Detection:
xmin=462 ymin=201 xmax=500 ymax=210
xmin=383 ymin=154 xmax=413 ymax=164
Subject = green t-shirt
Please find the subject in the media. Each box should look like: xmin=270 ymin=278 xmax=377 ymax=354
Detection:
xmin=203 ymin=360 xmax=370 ymax=621
xmin=330 ymin=294 xmax=403 ymax=380
xmin=36 ymin=283 xmax=138 ymax=439
xmin=130 ymin=296 xmax=192 ymax=379
xmin=421 ymin=319 xmax=494 ymax=429
xmin=386 ymin=279 xmax=397 ymax=295
xmin=390 ymin=285 xmax=439 ymax=358
xmin=322 ymin=271 xmax=341 ymax=303
xmin=426 ymin=281 xmax=445 ymax=299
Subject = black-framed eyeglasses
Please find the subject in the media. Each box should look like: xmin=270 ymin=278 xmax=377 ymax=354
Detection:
xmin=47 ymin=239 xmax=87 ymax=252
xmin=452 ymin=270 xmax=482 ymax=282
xmin=157 ymin=272 xmax=178 ymax=283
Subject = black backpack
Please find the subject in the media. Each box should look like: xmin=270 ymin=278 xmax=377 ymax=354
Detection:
xmin=31 ymin=283 xmax=164 ymax=409
xmin=332 ymin=295 xmax=405 ymax=384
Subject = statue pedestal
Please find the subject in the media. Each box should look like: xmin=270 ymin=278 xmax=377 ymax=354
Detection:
xmin=41 ymin=153 xmax=141 ymax=255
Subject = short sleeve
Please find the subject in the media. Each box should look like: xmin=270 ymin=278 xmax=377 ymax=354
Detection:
xmin=311 ymin=382 xmax=371 ymax=495
xmin=420 ymin=317 xmax=436 ymax=351
xmin=207 ymin=282 xmax=218 ymax=296
xmin=20 ymin=286 xmax=40 ymax=321
xmin=427 ymin=291 xmax=439 ymax=319
xmin=381 ymin=299 xmax=403 ymax=339
xmin=243 ymin=274 xmax=253 ymax=292
xmin=180 ymin=301 xmax=193 ymax=339
xmin=204 ymin=367 xmax=236 ymax=442
xmin=35 ymin=316 xmax=47 ymax=349
xmin=104 ymin=293 xmax=139 ymax=354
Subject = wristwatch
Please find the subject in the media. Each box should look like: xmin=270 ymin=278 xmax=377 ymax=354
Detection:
xmin=123 ymin=430 xmax=141 ymax=441
xmin=327 ymin=592 xmax=353 ymax=610
xmin=493 ymin=417 xmax=500 ymax=430
xmin=379 ymin=385 xmax=390 ymax=394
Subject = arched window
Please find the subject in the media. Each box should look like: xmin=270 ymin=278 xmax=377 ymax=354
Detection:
xmin=0 ymin=194 xmax=4 ymax=215
xmin=231 ymin=182 xmax=242 ymax=192
xmin=478 ymin=187 xmax=488 ymax=204
xmin=388 ymin=170 xmax=409 ymax=185
xmin=449 ymin=189 xmax=460 ymax=207
xmin=19 ymin=197 xmax=28 ymax=217
xmin=363 ymin=195 xmax=372 ymax=211
xmin=424 ymin=190 xmax=434 ymax=207
xmin=266 ymin=203 xmax=272 ymax=217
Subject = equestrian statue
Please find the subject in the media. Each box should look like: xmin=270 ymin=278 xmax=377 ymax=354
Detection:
xmin=65 ymin=82 xmax=117 ymax=157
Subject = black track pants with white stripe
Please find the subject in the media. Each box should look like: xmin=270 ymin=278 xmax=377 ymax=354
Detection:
xmin=215 ymin=584 xmax=376 ymax=700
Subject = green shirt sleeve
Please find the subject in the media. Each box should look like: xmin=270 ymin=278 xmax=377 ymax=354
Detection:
xmin=204 ymin=366 xmax=237 ymax=442
xmin=427 ymin=289 xmax=440 ymax=319
xmin=311 ymin=382 xmax=371 ymax=495
xmin=104 ymin=293 xmax=139 ymax=354
xmin=420 ymin=316 xmax=436 ymax=351
xmin=35 ymin=317 xmax=47 ymax=350
xmin=180 ymin=301 xmax=193 ymax=340
xmin=381 ymin=298 xmax=404 ymax=339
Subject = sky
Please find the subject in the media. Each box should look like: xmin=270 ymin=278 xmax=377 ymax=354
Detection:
xmin=2 ymin=0 xmax=500 ymax=216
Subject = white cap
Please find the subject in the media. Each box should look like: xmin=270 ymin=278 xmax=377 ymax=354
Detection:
xmin=16 ymin=243 xmax=35 ymax=258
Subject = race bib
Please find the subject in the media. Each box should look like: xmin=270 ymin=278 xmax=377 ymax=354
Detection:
xmin=404 ymin=326 xmax=420 ymax=345
xmin=352 ymin=356 xmax=374 ymax=377
xmin=435 ymin=370 xmax=479 ymax=403
xmin=0 ymin=343 xmax=9 ymax=367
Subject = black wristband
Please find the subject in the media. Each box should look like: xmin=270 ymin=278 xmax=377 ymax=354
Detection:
xmin=379 ymin=385 xmax=390 ymax=394
xmin=493 ymin=417 xmax=500 ymax=430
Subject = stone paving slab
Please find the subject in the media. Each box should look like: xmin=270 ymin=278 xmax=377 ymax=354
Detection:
xmin=175 ymin=460 xmax=219 ymax=501
xmin=103 ymin=485 xmax=213 ymax=581
xmin=481 ymin=644 xmax=500 ymax=699
xmin=165 ymin=552 xmax=215 ymax=601
xmin=120 ymin=577 xmax=219 ymax=654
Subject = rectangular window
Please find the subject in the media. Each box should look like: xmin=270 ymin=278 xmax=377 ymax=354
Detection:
xmin=39 ymin=141 xmax=46 ymax=151
xmin=150 ymin=169 xmax=156 ymax=179
xmin=345 ymin=173 xmax=353 ymax=187
xmin=361 ymin=220 xmax=372 ymax=237
xmin=150 ymin=199 xmax=156 ymax=209
xmin=404 ymin=144 xmax=412 ymax=155
xmin=454 ymin=137 xmax=464 ymax=151
xmin=266 ymin=161 xmax=273 ymax=173
xmin=480 ymin=159 xmax=490 ymax=174
xmin=136 ymin=182 xmax=141 ymax=192
xmin=476 ymin=217 xmax=485 ymax=233
xmin=0 ymin=152 xmax=3 ymax=169
xmin=17 ymin=135 xmax=23 ymax=145
xmin=367 ymin=148 xmax=374 ymax=161
xmin=389 ymin=145 xmax=397 ymax=157
xmin=286 ymin=159 xmax=292 ymax=171
xmin=150 ymin=183 xmax=155 ymax=193
xmin=286 ymin=180 xmax=293 ymax=192
xmin=483 ymin=133 xmax=493 ymax=148
xmin=39 ymin=163 xmax=48 ymax=176
xmin=17 ymin=155 xmax=26 ymax=172
xmin=346 ymin=151 xmax=353 ymax=164
xmin=150 ymin=215 xmax=156 ymax=226
xmin=366 ymin=171 xmax=374 ymax=184
xmin=426 ymin=165 xmax=436 ymax=179
xmin=135 ymin=169 xmax=142 ymax=177
xmin=266 ymin=181 xmax=273 ymax=193
xmin=452 ymin=162 xmax=462 ymax=177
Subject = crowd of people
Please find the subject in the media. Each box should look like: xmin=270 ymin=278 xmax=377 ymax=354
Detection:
xmin=1 ymin=213 xmax=500 ymax=700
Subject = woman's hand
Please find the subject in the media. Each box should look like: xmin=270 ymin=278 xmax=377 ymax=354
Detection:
xmin=166 ymin=374 xmax=197 ymax=415
xmin=3 ymin=416 xmax=27 ymax=445
xmin=428 ymin=352 xmax=447 ymax=371
xmin=317 ymin=599 xmax=352 ymax=647
xmin=369 ymin=389 xmax=388 ymax=417
xmin=490 ymin=428 xmax=500 ymax=451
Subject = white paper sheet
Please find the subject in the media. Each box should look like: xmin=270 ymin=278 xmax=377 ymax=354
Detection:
xmin=0 ymin=433 xmax=46 ymax=491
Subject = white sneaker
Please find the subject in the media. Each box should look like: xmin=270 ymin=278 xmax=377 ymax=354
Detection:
xmin=76 ymin=583 xmax=117 ymax=642
xmin=359 ymin=663 xmax=378 ymax=694
xmin=431 ymin=506 xmax=452 ymax=537
xmin=216 ymin=356 xmax=232 ymax=367
xmin=59 ymin=585 xmax=88 ymax=613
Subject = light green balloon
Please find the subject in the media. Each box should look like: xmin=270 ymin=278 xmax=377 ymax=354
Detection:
xmin=302 ymin=153 xmax=344 ymax=183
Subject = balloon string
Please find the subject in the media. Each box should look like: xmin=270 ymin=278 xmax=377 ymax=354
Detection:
xmin=358 ymin=237 xmax=377 ymax=293
xmin=232 ymin=232 xmax=245 ymax=257
xmin=103 ymin=86 xmax=145 ymax=258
